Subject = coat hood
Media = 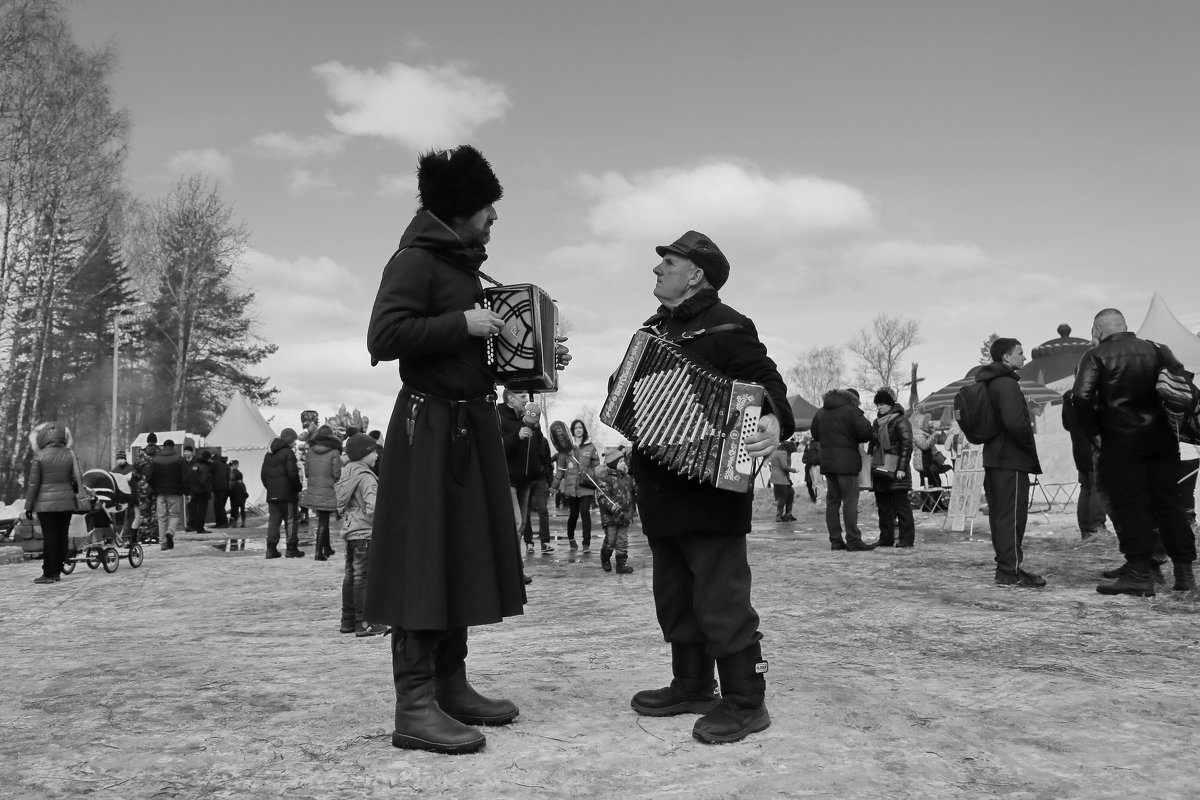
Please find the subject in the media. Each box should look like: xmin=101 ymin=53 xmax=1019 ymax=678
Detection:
xmin=821 ymin=390 xmax=856 ymax=410
xmin=976 ymin=362 xmax=1018 ymax=383
xmin=309 ymin=434 xmax=343 ymax=454
xmin=397 ymin=209 xmax=488 ymax=270
xmin=30 ymin=421 xmax=72 ymax=451
xmin=269 ymin=438 xmax=293 ymax=454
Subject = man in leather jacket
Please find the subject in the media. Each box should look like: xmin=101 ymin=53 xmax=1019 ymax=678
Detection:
xmin=1072 ymin=307 xmax=1196 ymax=595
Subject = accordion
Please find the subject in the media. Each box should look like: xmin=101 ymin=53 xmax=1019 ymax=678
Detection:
xmin=601 ymin=331 xmax=764 ymax=493
xmin=482 ymin=283 xmax=559 ymax=393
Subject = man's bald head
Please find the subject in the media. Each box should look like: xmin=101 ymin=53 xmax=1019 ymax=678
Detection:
xmin=1092 ymin=308 xmax=1127 ymax=342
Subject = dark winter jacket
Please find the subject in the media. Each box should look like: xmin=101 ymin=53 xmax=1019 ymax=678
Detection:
xmin=364 ymin=210 xmax=525 ymax=631
xmin=301 ymin=436 xmax=343 ymax=511
xmin=868 ymin=404 xmax=914 ymax=492
xmin=629 ymin=288 xmax=794 ymax=537
xmin=25 ymin=423 xmax=78 ymax=513
xmin=498 ymin=404 xmax=552 ymax=485
xmin=976 ymin=362 xmax=1041 ymax=474
xmin=261 ymin=438 xmax=302 ymax=502
xmin=810 ymin=390 xmax=872 ymax=475
xmin=147 ymin=444 xmax=188 ymax=496
xmin=1061 ymin=389 xmax=1094 ymax=472
xmin=1072 ymin=331 xmax=1180 ymax=453
xmin=210 ymin=457 xmax=229 ymax=492
xmin=188 ymin=459 xmax=212 ymax=498
xmin=229 ymin=468 xmax=249 ymax=503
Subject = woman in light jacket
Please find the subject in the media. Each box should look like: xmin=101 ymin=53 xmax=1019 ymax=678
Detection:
xmin=25 ymin=422 xmax=84 ymax=584
xmin=302 ymin=424 xmax=343 ymax=561
xmin=553 ymin=419 xmax=600 ymax=552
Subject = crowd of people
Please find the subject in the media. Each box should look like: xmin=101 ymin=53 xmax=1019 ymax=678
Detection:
xmin=20 ymin=142 xmax=1200 ymax=758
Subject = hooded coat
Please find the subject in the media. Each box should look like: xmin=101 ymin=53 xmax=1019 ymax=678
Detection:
xmin=147 ymin=444 xmax=188 ymax=496
xmin=976 ymin=362 xmax=1042 ymax=474
xmin=301 ymin=433 xmax=343 ymax=511
xmin=363 ymin=210 xmax=525 ymax=630
xmin=261 ymin=438 xmax=302 ymax=501
xmin=336 ymin=460 xmax=377 ymax=541
xmin=25 ymin=423 xmax=78 ymax=513
xmin=810 ymin=390 xmax=872 ymax=475
xmin=629 ymin=289 xmax=794 ymax=537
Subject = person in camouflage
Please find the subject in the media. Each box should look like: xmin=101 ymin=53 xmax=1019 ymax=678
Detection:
xmin=133 ymin=435 xmax=159 ymax=543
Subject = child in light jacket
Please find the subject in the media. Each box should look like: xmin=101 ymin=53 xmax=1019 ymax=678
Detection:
xmin=336 ymin=434 xmax=389 ymax=637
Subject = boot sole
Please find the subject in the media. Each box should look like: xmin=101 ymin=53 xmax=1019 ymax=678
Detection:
xmin=631 ymin=698 xmax=721 ymax=717
xmin=446 ymin=709 xmax=519 ymax=726
xmin=692 ymin=710 xmax=771 ymax=744
xmin=1096 ymin=586 xmax=1156 ymax=597
xmin=392 ymin=730 xmax=485 ymax=754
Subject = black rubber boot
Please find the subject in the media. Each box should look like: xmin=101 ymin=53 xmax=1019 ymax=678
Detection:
xmin=693 ymin=642 xmax=771 ymax=744
xmin=615 ymin=554 xmax=633 ymax=574
xmin=1097 ymin=560 xmax=1157 ymax=597
xmin=391 ymin=630 xmax=486 ymax=754
xmin=631 ymin=644 xmax=720 ymax=717
xmin=1173 ymin=561 xmax=1196 ymax=592
xmin=600 ymin=547 xmax=613 ymax=572
xmin=434 ymin=628 xmax=518 ymax=725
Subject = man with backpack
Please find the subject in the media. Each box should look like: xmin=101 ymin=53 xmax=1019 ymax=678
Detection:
xmin=1072 ymin=308 xmax=1196 ymax=595
xmin=973 ymin=337 xmax=1046 ymax=587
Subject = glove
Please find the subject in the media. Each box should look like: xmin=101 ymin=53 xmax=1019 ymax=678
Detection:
xmin=25 ymin=509 xmax=33 ymax=520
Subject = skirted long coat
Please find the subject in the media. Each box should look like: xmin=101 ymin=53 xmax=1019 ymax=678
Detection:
xmin=364 ymin=210 xmax=525 ymax=631
xmin=25 ymin=423 xmax=78 ymax=513
xmin=629 ymin=289 xmax=794 ymax=538
xmin=301 ymin=435 xmax=343 ymax=511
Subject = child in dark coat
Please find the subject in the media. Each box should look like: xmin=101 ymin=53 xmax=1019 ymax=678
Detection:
xmin=596 ymin=447 xmax=636 ymax=574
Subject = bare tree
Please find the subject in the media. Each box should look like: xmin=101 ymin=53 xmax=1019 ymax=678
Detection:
xmin=980 ymin=333 xmax=999 ymax=364
xmin=847 ymin=313 xmax=922 ymax=393
xmin=786 ymin=344 xmax=845 ymax=404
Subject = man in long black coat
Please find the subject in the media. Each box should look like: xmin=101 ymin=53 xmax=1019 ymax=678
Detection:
xmin=623 ymin=230 xmax=793 ymax=745
xmin=364 ymin=145 xmax=568 ymax=755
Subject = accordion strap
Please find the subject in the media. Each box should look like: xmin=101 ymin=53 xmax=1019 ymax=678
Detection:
xmin=647 ymin=322 xmax=745 ymax=343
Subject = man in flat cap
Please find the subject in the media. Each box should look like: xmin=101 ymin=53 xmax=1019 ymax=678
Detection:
xmin=365 ymin=144 xmax=569 ymax=755
xmin=623 ymin=230 xmax=794 ymax=744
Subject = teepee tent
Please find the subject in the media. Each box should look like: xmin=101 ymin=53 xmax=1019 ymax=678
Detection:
xmin=1137 ymin=292 xmax=1200 ymax=372
xmin=205 ymin=392 xmax=277 ymax=508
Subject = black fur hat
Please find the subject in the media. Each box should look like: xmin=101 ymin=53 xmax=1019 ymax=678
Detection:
xmin=417 ymin=145 xmax=503 ymax=222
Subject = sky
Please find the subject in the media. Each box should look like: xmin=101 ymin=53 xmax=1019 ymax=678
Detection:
xmin=65 ymin=0 xmax=1200 ymax=441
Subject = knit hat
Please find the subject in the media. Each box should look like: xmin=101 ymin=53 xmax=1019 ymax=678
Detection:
xmin=655 ymin=230 xmax=731 ymax=290
xmin=162 ymin=438 xmax=175 ymax=448
xmin=604 ymin=446 xmax=626 ymax=468
xmin=146 ymin=432 xmax=157 ymax=444
xmin=280 ymin=428 xmax=297 ymax=445
xmin=873 ymin=388 xmax=896 ymax=406
xmin=116 ymin=451 xmax=126 ymax=460
xmin=417 ymin=145 xmax=504 ymax=222
xmin=346 ymin=433 xmax=378 ymax=462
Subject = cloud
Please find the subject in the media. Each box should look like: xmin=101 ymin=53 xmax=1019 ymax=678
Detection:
xmin=378 ymin=172 xmax=417 ymax=198
xmin=248 ymin=131 xmax=346 ymax=159
xmin=579 ymin=161 xmax=876 ymax=245
xmin=314 ymin=60 xmax=511 ymax=149
xmin=165 ymin=148 xmax=233 ymax=181
xmin=286 ymin=169 xmax=337 ymax=193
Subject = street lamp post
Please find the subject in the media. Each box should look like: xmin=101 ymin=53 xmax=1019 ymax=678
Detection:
xmin=111 ymin=302 xmax=149 ymax=468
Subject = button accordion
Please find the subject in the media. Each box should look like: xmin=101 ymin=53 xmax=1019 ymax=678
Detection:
xmin=482 ymin=283 xmax=559 ymax=393
xmin=601 ymin=330 xmax=764 ymax=493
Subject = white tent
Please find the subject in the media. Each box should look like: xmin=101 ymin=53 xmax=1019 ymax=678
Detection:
xmin=205 ymin=392 xmax=277 ymax=508
xmin=1138 ymin=292 xmax=1200 ymax=372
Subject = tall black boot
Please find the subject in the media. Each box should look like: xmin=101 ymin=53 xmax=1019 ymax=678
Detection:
xmin=391 ymin=630 xmax=486 ymax=754
xmin=434 ymin=628 xmax=519 ymax=725
xmin=631 ymin=643 xmax=720 ymax=717
xmin=693 ymin=641 xmax=771 ymax=744
xmin=1174 ymin=561 xmax=1196 ymax=592
xmin=314 ymin=529 xmax=329 ymax=562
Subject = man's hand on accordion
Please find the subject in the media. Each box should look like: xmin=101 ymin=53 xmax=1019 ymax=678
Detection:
xmin=554 ymin=336 xmax=572 ymax=371
xmin=465 ymin=303 xmax=506 ymax=337
xmin=743 ymin=413 xmax=781 ymax=458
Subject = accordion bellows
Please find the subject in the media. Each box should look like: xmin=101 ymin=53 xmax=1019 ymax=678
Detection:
xmin=483 ymin=284 xmax=559 ymax=393
xmin=601 ymin=331 xmax=764 ymax=493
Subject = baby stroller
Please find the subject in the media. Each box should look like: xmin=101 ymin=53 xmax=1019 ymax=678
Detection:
xmin=61 ymin=469 xmax=145 ymax=574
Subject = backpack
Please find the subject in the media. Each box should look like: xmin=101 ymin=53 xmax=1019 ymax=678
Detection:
xmin=953 ymin=380 xmax=1002 ymax=444
xmin=1151 ymin=341 xmax=1200 ymax=445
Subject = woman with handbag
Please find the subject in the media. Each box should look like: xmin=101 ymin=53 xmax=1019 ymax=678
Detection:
xmin=869 ymin=390 xmax=916 ymax=548
xmin=24 ymin=421 xmax=90 ymax=584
